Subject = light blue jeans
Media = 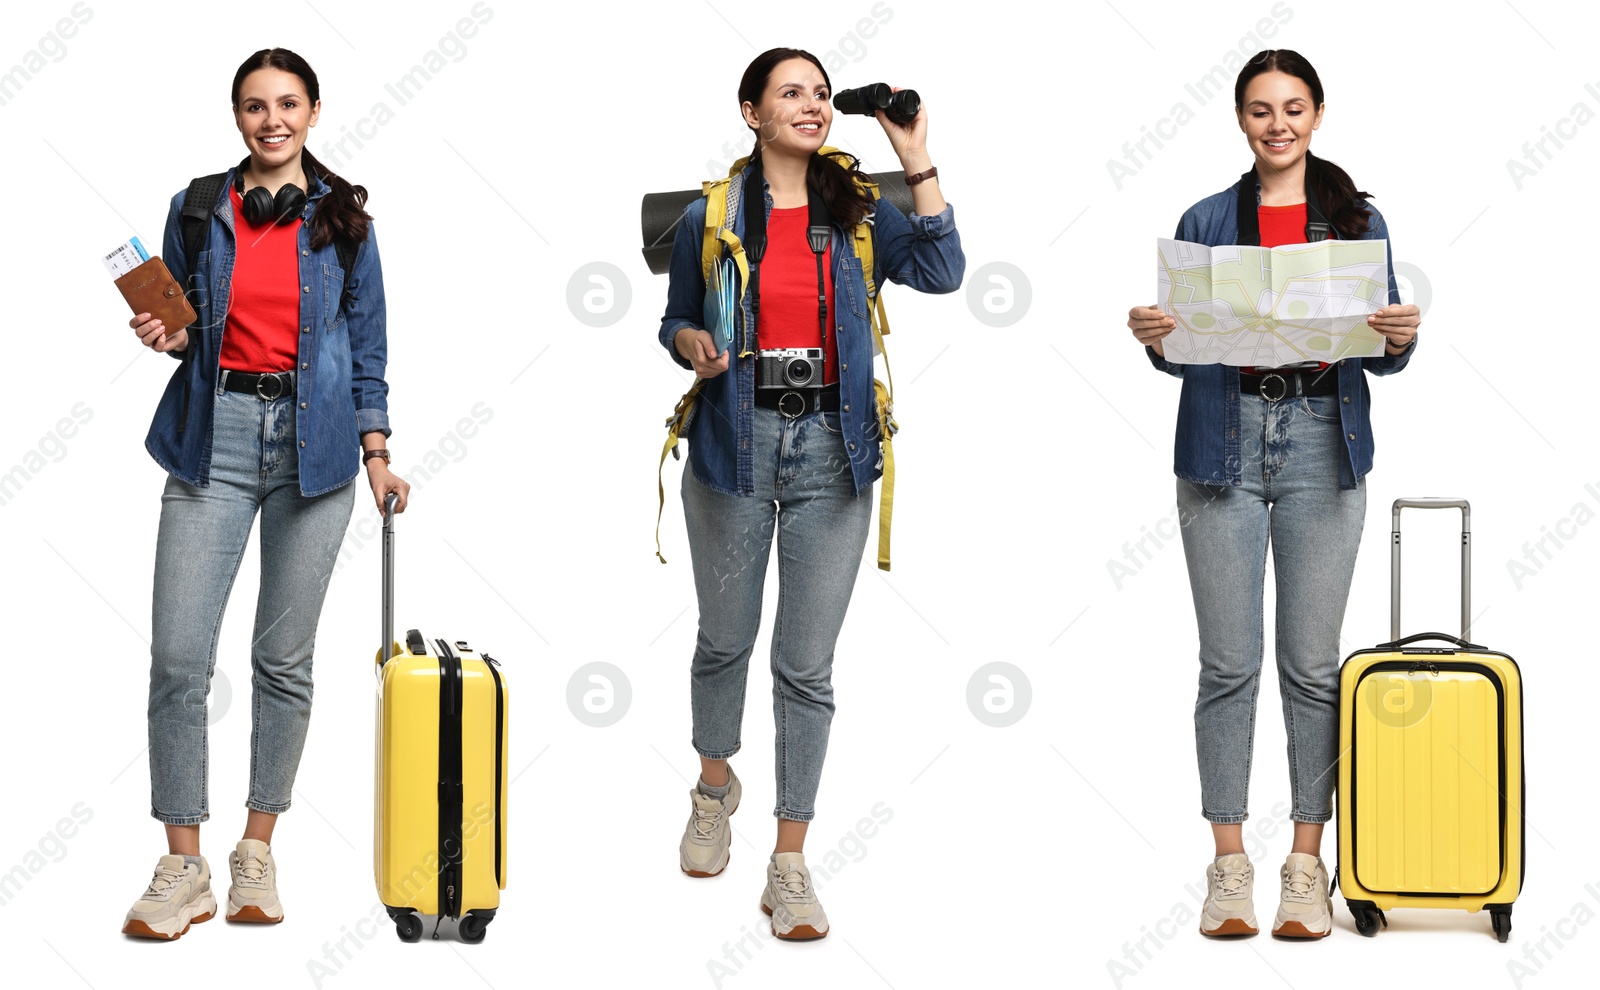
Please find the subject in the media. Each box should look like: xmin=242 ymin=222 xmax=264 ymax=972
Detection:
xmin=148 ymin=387 xmax=355 ymax=824
xmin=682 ymin=406 xmax=873 ymax=821
xmin=1177 ymin=391 xmax=1366 ymax=825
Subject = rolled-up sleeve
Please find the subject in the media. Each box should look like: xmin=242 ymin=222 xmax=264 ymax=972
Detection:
xmin=872 ymin=199 xmax=963 ymax=294
xmin=346 ymin=222 xmax=391 ymax=436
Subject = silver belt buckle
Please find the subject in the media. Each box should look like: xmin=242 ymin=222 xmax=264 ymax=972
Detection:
xmin=777 ymin=390 xmax=806 ymax=418
xmin=1258 ymin=372 xmax=1287 ymax=402
xmin=256 ymin=372 xmax=287 ymax=400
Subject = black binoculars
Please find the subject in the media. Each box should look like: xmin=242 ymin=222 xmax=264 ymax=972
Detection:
xmin=832 ymin=83 xmax=920 ymax=125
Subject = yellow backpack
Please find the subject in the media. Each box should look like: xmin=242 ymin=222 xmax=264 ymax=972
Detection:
xmin=657 ymin=149 xmax=899 ymax=570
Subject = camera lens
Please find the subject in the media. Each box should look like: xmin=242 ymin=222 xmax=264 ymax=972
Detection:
xmin=785 ymin=358 xmax=815 ymax=387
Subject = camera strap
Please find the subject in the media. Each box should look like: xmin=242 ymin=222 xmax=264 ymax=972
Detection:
xmin=740 ymin=157 xmax=834 ymax=366
xmin=807 ymin=186 xmax=830 ymax=375
xmin=743 ymin=159 xmax=767 ymax=352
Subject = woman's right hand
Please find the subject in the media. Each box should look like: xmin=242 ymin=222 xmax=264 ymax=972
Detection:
xmin=1128 ymin=304 xmax=1174 ymax=358
xmin=674 ymin=327 xmax=729 ymax=378
xmin=130 ymin=312 xmax=188 ymax=353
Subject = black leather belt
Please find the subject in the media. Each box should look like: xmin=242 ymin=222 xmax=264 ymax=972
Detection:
xmin=1240 ymin=367 xmax=1337 ymax=401
xmin=754 ymin=383 xmax=840 ymax=418
xmin=221 ymin=369 xmax=296 ymax=400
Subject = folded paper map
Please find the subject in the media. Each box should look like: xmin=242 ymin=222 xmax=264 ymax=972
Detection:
xmin=1156 ymin=238 xmax=1390 ymax=366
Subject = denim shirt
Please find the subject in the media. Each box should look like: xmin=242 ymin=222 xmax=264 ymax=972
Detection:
xmin=659 ymin=167 xmax=965 ymax=496
xmin=1146 ymin=177 xmax=1415 ymax=490
xmin=144 ymin=165 xmax=390 ymax=497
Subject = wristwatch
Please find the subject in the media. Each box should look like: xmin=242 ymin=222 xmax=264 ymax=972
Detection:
xmin=363 ymin=448 xmax=391 ymax=466
xmin=905 ymin=166 xmax=938 ymax=186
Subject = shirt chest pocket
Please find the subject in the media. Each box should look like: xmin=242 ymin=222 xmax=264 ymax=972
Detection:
xmin=836 ymin=255 xmax=869 ymax=320
xmin=323 ymin=263 xmax=346 ymax=333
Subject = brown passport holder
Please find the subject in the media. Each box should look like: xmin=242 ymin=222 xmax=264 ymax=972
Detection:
xmin=114 ymin=257 xmax=195 ymax=337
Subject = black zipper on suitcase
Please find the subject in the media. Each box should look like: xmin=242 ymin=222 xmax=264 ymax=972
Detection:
xmin=1347 ymin=658 xmax=1508 ymax=897
xmin=436 ymin=639 xmax=465 ymax=921
xmin=483 ymin=653 xmax=505 ymax=889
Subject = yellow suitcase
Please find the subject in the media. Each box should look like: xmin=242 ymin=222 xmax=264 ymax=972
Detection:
xmin=1338 ymin=498 xmax=1523 ymax=941
xmin=374 ymin=495 xmax=509 ymax=943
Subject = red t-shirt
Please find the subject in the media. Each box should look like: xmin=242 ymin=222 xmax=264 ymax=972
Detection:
xmin=758 ymin=206 xmax=838 ymax=385
xmin=219 ymin=185 xmax=302 ymax=373
xmin=1252 ymin=202 xmax=1329 ymax=374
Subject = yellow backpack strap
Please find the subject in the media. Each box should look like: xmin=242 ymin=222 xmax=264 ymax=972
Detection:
xmin=849 ymin=174 xmax=891 ymax=346
xmin=848 ymin=174 xmax=897 ymax=571
xmin=701 ymin=162 xmax=756 ymax=358
xmin=871 ymin=319 xmax=896 ymax=571
xmin=656 ymin=380 xmax=704 ymax=564
xmin=700 ymin=176 xmax=730 ymax=285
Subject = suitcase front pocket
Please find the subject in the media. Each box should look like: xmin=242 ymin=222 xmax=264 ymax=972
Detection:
xmin=1350 ymin=661 xmax=1505 ymax=897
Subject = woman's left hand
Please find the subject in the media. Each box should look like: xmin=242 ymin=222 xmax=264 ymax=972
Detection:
xmin=875 ymin=87 xmax=944 ymax=216
xmin=875 ymin=87 xmax=930 ymax=173
xmin=1369 ymin=304 xmax=1420 ymax=354
xmin=367 ymin=460 xmax=411 ymax=516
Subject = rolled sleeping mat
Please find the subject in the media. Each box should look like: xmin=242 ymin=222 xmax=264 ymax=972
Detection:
xmin=640 ymin=169 xmax=914 ymax=275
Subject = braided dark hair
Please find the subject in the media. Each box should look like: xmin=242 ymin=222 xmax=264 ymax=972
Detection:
xmin=231 ymin=48 xmax=372 ymax=251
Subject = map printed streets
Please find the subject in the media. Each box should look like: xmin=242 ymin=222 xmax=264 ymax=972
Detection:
xmin=1155 ymin=238 xmax=1390 ymax=366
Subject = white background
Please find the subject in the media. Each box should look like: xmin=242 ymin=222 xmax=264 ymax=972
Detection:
xmin=2 ymin=0 xmax=1596 ymax=987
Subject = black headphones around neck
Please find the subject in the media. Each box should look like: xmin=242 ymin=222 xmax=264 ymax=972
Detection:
xmin=234 ymin=156 xmax=307 ymax=227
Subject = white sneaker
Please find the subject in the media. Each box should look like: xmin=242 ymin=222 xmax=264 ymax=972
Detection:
xmin=122 ymin=854 xmax=217 ymax=940
xmin=1272 ymin=852 xmax=1332 ymax=938
xmin=1199 ymin=853 xmax=1259 ymax=937
xmin=679 ymin=770 xmax=741 ymax=877
xmin=226 ymin=839 xmax=284 ymax=923
xmin=761 ymin=852 xmax=829 ymax=940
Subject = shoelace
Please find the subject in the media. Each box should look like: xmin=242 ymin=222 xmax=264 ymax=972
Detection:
xmin=689 ymin=805 xmax=726 ymax=843
xmin=1211 ymin=863 xmax=1251 ymax=900
xmin=235 ymin=855 xmax=269 ymax=890
xmin=773 ymin=866 xmax=813 ymax=904
xmin=1281 ymin=865 xmax=1318 ymax=904
xmin=143 ymin=865 xmax=187 ymax=899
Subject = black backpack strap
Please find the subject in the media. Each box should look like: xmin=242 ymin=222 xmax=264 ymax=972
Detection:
xmin=1235 ymin=168 xmax=1260 ymax=247
xmin=173 ymin=172 xmax=225 ymax=436
xmin=181 ymin=173 xmax=227 ymax=304
xmin=1238 ymin=163 xmax=1334 ymax=242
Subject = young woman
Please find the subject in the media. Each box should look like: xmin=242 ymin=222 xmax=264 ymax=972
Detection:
xmin=122 ymin=48 xmax=409 ymax=940
xmin=1127 ymin=50 xmax=1419 ymax=939
xmin=658 ymin=48 xmax=963 ymax=940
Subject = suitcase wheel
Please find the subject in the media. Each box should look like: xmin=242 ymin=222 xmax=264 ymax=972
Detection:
xmin=460 ymin=909 xmax=493 ymax=944
xmin=1491 ymin=906 xmax=1513 ymax=943
xmin=390 ymin=910 xmax=424 ymax=943
xmin=1348 ymin=901 xmax=1386 ymax=938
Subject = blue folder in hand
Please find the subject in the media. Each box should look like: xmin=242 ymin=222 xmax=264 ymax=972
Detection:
xmin=703 ymin=254 xmax=737 ymax=357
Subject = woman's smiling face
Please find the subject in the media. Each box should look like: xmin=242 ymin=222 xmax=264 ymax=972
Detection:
xmin=234 ymin=67 xmax=319 ymax=168
xmin=742 ymin=57 xmax=832 ymax=158
xmin=1236 ymin=69 xmax=1323 ymax=175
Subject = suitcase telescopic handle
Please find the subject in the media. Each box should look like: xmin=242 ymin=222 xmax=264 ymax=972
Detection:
xmin=381 ymin=492 xmax=398 ymax=666
xmin=1390 ymin=497 xmax=1471 ymax=643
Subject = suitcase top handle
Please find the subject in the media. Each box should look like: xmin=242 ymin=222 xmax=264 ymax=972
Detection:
xmin=1375 ymin=631 xmax=1486 ymax=652
xmin=1390 ymin=497 xmax=1471 ymax=644
xmin=381 ymin=492 xmax=399 ymax=667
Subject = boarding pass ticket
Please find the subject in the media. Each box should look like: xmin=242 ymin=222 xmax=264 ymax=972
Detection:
xmin=102 ymin=236 xmax=150 ymax=277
